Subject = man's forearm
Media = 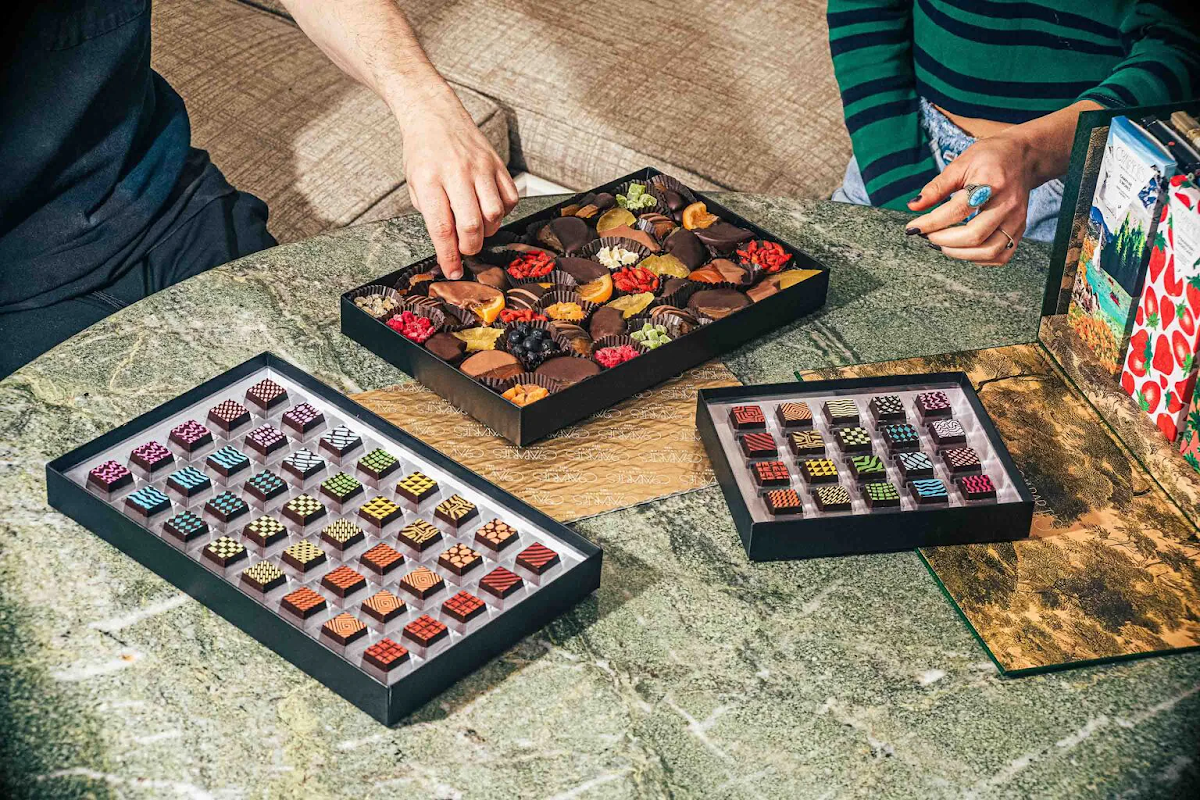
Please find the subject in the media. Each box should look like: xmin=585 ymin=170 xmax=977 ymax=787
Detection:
xmin=281 ymin=0 xmax=452 ymax=127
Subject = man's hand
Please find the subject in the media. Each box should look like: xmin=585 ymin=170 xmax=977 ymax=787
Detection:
xmin=400 ymin=87 xmax=518 ymax=278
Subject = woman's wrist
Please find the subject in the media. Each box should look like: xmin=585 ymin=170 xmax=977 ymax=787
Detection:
xmin=998 ymin=100 xmax=1103 ymax=188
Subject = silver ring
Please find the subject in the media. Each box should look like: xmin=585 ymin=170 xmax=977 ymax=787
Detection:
xmin=964 ymin=184 xmax=992 ymax=208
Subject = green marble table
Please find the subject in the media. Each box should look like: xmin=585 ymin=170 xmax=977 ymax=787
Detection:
xmin=3 ymin=196 xmax=1197 ymax=798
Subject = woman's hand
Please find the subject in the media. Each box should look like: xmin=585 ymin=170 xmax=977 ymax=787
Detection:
xmin=904 ymin=132 xmax=1036 ymax=266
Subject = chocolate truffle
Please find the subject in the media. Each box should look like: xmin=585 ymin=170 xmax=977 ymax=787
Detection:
xmin=281 ymin=403 xmax=324 ymax=435
xmin=438 ymin=543 xmax=483 ymax=576
xmin=740 ymin=432 xmax=777 ymax=459
xmin=241 ymin=561 xmax=286 ymax=593
xmin=863 ymin=481 xmax=901 ymax=509
xmin=909 ymin=478 xmax=949 ymax=504
xmin=245 ymin=424 xmax=288 ymax=458
xmin=282 ymin=540 xmax=326 ymax=574
xmin=461 ymin=350 xmax=521 ymax=379
xmin=360 ymin=542 xmax=405 ymax=576
xmin=588 ymin=306 xmax=627 ymax=339
xmin=516 ymin=542 xmax=561 ymax=574
xmin=835 ymin=426 xmax=873 ymax=454
xmin=536 ymin=356 xmax=600 ymax=385
xmin=426 ymin=332 xmax=468 ymax=364
xmin=169 ymin=420 xmax=213 ymax=453
xmin=776 ymin=402 xmax=813 ymax=429
xmin=358 ymin=448 xmax=399 ymax=481
xmin=399 ymin=566 xmax=445 ymax=600
xmin=364 ymin=638 xmax=410 ymax=671
xmin=849 ymin=455 xmax=887 ymax=481
xmin=915 ymin=390 xmax=953 ymax=420
xmin=800 ymin=458 xmax=839 ymax=485
xmin=205 ymin=491 xmax=249 ymax=524
xmin=396 ymin=471 xmax=438 ymax=505
xmin=929 ymin=419 xmax=968 ymax=447
xmin=824 ymin=399 xmax=859 ymax=426
xmin=479 ymin=566 xmax=524 ymax=599
xmin=694 ymin=222 xmax=754 ymax=255
xmin=243 ymin=516 xmax=287 ymax=548
xmin=664 ymin=228 xmax=707 ymax=269
xmin=397 ymin=519 xmax=442 ymax=552
xmin=166 ymin=466 xmax=211 ymax=498
xmin=443 ymin=591 xmax=486 ymax=624
xmin=687 ymin=289 xmax=751 ymax=320
xmin=359 ymin=496 xmax=402 ymax=530
xmin=130 ymin=441 xmax=174 ymax=475
xmin=320 ymin=518 xmax=365 ymax=551
xmin=246 ymin=378 xmax=288 ymax=411
xmin=281 ymin=448 xmax=325 ymax=482
xmin=814 ymin=485 xmax=852 ymax=512
xmin=730 ymin=404 xmax=766 ymax=430
xmin=958 ymin=474 xmax=997 ymax=502
xmin=752 ymin=460 xmax=791 ymax=487
xmin=763 ymin=488 xmax=804 ymax=516
xmin=319 ymin=425 xmax=363 ymax=460
xmin=320 ymin=472 xmax=363 ymax=505
xmin=163 ymin=510 xmax=208 ymax=543
xmin=282 ymin=494 xmax=326 ymax=527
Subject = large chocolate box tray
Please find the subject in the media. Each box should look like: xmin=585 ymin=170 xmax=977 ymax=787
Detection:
xmin=46 ymin=353 xmax=601 ymax=725
xmin=696 ymin=373 xmax=1033 ymax=561
xmin=341 ymin=167 xmax=830 ymax=446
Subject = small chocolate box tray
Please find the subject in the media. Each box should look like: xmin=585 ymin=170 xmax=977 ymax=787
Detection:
xmin=696 ymin=373 xmax=1033 ymax=561
xmin=341 ymin=167 xmax=830 ymax=446
xmin=46 ymin=353 xmax=601 ymax=725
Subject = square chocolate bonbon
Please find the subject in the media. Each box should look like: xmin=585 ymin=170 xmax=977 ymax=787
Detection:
xmin=896 ymin=451 xmax=934 ymax=480
xmin=398 ymin=519 xmax=443 ymax=553
xmin=126 ymin=486 xmax=171 ymax=520
xmin=396 ymin=472 xmax=438 ymax=505
xmin=169 ymin=420 xmax=213 ymax=453
xmin=868 ymin=394 xmax=905 ymax=423
xmin=443 ymin=591 xmax=486 ymax=624
xmin=131 ymin=441 xmax=174 ymax=476
xmin=403 ymin=614 xmax=448 ymax=648
xmin=730 ymin=405 xmax=766 ymax=430
xmin=958 ymin=474 xmax=997 ymax=502
xmin=281 ymin=449 xmax=325 ymax=482
xmin=321 ymin=519 xmax=365 ymax=552
xmin=516 ymin=543 xmax=560 ymax=575
xmin=763 ymin=489 xmax=803 ymax=516
xmin=164 ymin=510 xmax=209 ymax=543
xmin=475 ymin=519 xmax=519 ymax=552
xmin=776 ymin=402 xmax=813 ymax=429
xmin=282 ymin=540 xmax=327 ymax=573
xmin=364 ymin=638 xmax=410 ymax=671
xmin=398 ymin=566 xmax=445 ymax=600
xmin=281 ymin=587 xmax=327 ymax=619
xmin=881 ymin=423 xmax=920 ymax=452
xmin=438 ymin=543 xmax=483 ymax=576
xmin=207 ymin=445 xmax=251 ymax=479
xmin=479 ymin=566 xmax=523 ymax=600
xmin=203 ymin=535 xmax=247 ymax=567
xmin=789 ymin=430 xmax=825 ymax=456
xmin=244 ymin=470 xmax=287 ymax=504
xmin=800 ymin=458 xmax=838 ymax=485
xmin=241 ymin=561 xmax=286 ymax=593
xmin=208 ymin=400 xmax=251 ymax=434
xmin=322 ymin=613 xmax=367 ymax=646
xmin=814 ymin=485 xmax=852 ymax=512
xmin=359 ymin=496 xmax=402 ymax=530
xmin=321 ymin=565 xmax=367 ymax=598
xmin=929 ymin=419 xmax=967 ymax=447
xmin=909 ymin=478 xmax=949 ymax=505
xmin=863 ymin=481 xmax=901 ymax=509
xmin=740 ymin=432 xmax=777 ymax=459
xmin=243 ymin=515 xmax=287 ymax=548
xmin=835 ymin=426 xmax=872 ymax=454
xmin=848 ymin=455 xmax=887 ymax=481
xmin=88 ymin=460 xmax=133 ymax=494
xmin=362 ymin=589 xmax=406 ymax=623
xmin=824 ymin=398 xmax=859 ymax=426
xmin=282 ymin=494 xmax=326 ymax=527
xmin=281 ymin=402 xmax=324 ymax=435
xmin=360 ymin=542 xmax=405 ymax=576
xmin=752 ymin=460 xmax=791 ymax=487
xmin=434 ymin=494 xmax=478 ymax=529
xmin=245 ymin=424 xmax=288 ymax=459
xmin=245 ymin=378 xmax=288 ymax=411
xmin=319 ymin=425 xmax=363 ymax=461
xmin=358 ymin=448 xmax=399 ymax=481
xmin=941 ymin=446 xmax=982 ymax=476
xmin=915 ymin=390 xmax=953 ymax=420
xmin=320 ymin=472 xmax=363 ymax=506
xmin=166 ymin=466 xmax=211 ymax=498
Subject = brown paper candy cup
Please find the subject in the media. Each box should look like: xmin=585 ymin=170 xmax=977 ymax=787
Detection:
xmin=647 ymin=173 xmax=699 ymax=206
xmin=347 ymin=285 xmax=403 ymax=320
xmin=439 ymin=303 xmax=497 ymax=332
xmin=499 ymin=372 xmax=565 ymax=401
xmin=591 ymin=335 xmax=648 ymax=369
xmin=391 ymin=257 xmax=441 ymax=294
xmin=498 ymin=321 xmax=575 ymax=370
xmin=612 ymin=179 xmax=667 ymax=217
xmin=538 ymin=288 xmax=599 ymax=325
xmin=383 ymin=304 xmax=446 ymax=345
xmin=577 ymin=236 xmax=653 ymax=268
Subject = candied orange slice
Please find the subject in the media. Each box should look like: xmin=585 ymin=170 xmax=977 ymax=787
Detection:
xmin=597 ymin=208 xmax=636 ymax=234
xmin=468 ymin=294 xmax=505 ymax=324
xmin=578 ymin=273 xmax=614 ymax=304
xmin=682 ymin=202 xmax=719 ymax=230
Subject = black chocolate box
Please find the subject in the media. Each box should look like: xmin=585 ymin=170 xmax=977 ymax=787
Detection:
xmin=341 ymin=167 xmax=830 ymax=446
xmin=696 ymin=373 xmax=1033 ymax=561
xmin=46 ymin=353 xmax=602 ymax=725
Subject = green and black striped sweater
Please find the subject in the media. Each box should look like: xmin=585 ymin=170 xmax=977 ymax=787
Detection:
xmin=828 ymin=0 xmax=1200 ymax=209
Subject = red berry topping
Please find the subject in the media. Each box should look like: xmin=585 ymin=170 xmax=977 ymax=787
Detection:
xmin=736 ymin=240 xmax=792 ymax=274
xmin=612 ymin=266 xmax=659 ymax=294
xmin=499 ymin=308 xmax=548 ymax=324
xmin=507 ymin=252 xmax=556 ymax=279
xmin=594 ymin=344 xmax=640 ymax=368
xmin=386 ymin=311 xmax=436 ymax=344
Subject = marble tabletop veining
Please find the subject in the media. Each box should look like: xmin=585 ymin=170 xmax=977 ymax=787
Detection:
xmin=2 ymin=196 xmax=1197 ymax=799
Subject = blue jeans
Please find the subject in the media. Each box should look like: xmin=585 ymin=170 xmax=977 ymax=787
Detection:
xmin=833 ymin=99 xmax=1063 ymax=243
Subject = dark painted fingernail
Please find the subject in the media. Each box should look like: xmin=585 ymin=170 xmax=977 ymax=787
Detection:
xmin=909 ymin=195 xmax=922 ymax=203
xmin=905 ymin=227 xmax=921 ymax=236
xmin=1006 ymin=241 xmax=1014 ymax=250
xmin=926 ymin=242 xmax=942 ymax=252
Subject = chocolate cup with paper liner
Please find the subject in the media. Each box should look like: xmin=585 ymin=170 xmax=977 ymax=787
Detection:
xmin=612 ymin=179 xmax=667 ymax=217
xmin=498 ymin=320 xmax=576 ymax=372
xmin=647 ymin=174 xmax=699 ymax=222
xmin=591 ymin=335 xmax=648 ymax=369
xmin=537 ymin=288 xmax=600 ymax=325
xmin=649 ymin=304 xmax=702 ymax=335
xmin=346 ymin=285 xmax=403 ymax=320
xmin=510 ymin=268 xmax=578 ymax=292
xmin=636 ymin=212 xmax=679 ymax=245
xmin=548 ymin=320 xmax=594 ymax=358
xmin=532 ymin=355 xmax=602 ymax=387
xmin=391 ymin=258 xmax=442 ymax=295
xmin=577 ymin=237 xmax=653 ymax=270
xmin=625 ymin=314 xmax=685 ymax=345
xmin=438 ymin=303 xmax=501 ymax=332
xmin=655 ymin=276 xmax=699 ymax=309
xmin=381 ymin=303 xmax=447 ymax=344
xmin=497 ymin=372 xmax=565 ymax=406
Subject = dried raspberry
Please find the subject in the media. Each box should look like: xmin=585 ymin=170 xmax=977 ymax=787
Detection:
xmin=507 ymin=252 xmax=556 ymax=280
xmin=386 ymin=311 xmax=436 ymax=344
xmin=594 ymin=344 xmax=640 ymax=368
xmin=499 ymin=308 xmax=548 ymax=324
xmin=612 ymin=266 xmax=659 ymax=295
xmin=736 ymin=240 xmax=792 ymax=274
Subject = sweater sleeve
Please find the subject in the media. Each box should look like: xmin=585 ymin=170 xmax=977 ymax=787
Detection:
xmin=828 ymin=0 xmax=940 ymax=210
xmin=1078 ymin=1 xmax=1200 ymax=108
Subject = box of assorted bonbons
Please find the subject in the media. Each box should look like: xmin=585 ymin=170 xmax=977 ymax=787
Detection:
xmin=696 ymin=373 xmax=1033 ymax=561
xmin=46 ymin=353 xmax=601 ymax=725
xmin=341 ymin=167 xmax=829 ymax=446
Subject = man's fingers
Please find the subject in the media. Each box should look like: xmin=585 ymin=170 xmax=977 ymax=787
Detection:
xmin=446 ymin=177 xmax=485 ymax=259
xmin=908 ymin=189 xmax=974 ymax=235
xmin=923 ymin=206 xmax=1010 ymax=248
xmin=496 ymin=167 xmax=519 ymax=214
xmin=907 ymin=158 xmax=967 ymax=212
xmin=475 ymin=176 xmax=507 ymax=238
xmin=416 ymin=184 xmax=463 ymax=278
xmin=937 ymin=223 xmax=1023 ymax=265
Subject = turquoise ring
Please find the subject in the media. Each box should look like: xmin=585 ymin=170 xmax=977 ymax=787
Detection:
xmin=964 ymin=183 xmax=992 ymax=208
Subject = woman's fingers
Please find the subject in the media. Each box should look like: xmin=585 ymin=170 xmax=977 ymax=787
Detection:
xmin=936 ymin=219 xmax=1025 ymax=266
xmin=922 ymin=206 xmax=1009 ymax=248
xmin=907 ymin=156 xmax=968 ymax=212
xmin=907 ymin=188 xmax=976 ymax=235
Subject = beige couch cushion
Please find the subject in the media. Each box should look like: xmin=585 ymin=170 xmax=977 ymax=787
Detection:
xmin=245 ymin=0 xmax=850 ymax=198
xmin=152 ymin=0 xmax=509 ymax=244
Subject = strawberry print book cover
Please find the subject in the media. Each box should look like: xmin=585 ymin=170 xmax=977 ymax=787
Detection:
xmin=1069 ymin=117 xmax=1176 ymax=374
xmin=1121 ymin=175 xmax=1200 ymax=444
